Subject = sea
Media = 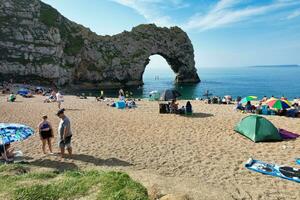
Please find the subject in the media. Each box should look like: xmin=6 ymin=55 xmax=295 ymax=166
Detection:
xmin=78 ymin=66 xmax=300 ymax=100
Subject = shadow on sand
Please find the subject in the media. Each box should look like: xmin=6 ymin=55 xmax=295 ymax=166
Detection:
xmin=29 ymin=159 xmax=79 ymax=171
xmin=70 ymin=154 xmax=132 ymax=167
xmin=184 ymin=112 xmax=214 ymax=118
xmin=28 ymin=154 xmax=132 ymax=171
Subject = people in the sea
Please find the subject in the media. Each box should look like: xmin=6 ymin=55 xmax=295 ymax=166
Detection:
xmin=57 ymin=109 xmax=72 ymax=158
xmin=0 ymin=143 xmax=14 ymax=162
xmin=7 ymin=93 xmax=16 ymax=102
xmin=56 ymin=91 xmax=64 ymax=109
xmin=38 ymin=115 xmax=54 ymax=154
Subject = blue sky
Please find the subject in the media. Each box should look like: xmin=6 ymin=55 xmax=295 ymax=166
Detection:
xmin=41 ymin=0 xmax=300 ymax=68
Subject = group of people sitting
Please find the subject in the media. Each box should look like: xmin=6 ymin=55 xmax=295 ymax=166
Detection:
xmin=203 ymin=96 xmax=232 ymax=105
xmin=44 ymin=90 xmax=64 ymax=109
xmin=106 ymin=89 xmax=138 ymax=109
xmin=161 ymin=100 xmax=193 ymax=115
xmin=2 ymin=82 xmax=55 ymax=102
xmin=236 ymin=96 xmax=300 ymax=118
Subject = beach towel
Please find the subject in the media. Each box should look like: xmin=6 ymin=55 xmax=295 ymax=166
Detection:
xmin=245 ymin=158 xmax=300 ymax=183
xmin=279 ymin=129 xmax=300 ymax=140
xmin=296 ymin=159 xmax=300 ymax=165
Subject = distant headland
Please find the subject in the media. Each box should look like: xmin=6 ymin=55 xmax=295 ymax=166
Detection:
xmin=249 ymin=64 xmax=299 ymax=68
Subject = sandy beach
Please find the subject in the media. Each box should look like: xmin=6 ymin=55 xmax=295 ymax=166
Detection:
xmin=1 ymin=95 xmax=300 ymax=200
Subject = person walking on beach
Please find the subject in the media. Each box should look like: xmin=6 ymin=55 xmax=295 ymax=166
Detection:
xmin=57 ymin=109 xmax=72 ymax=158
xmin=38 ymin=115 xmax=54 ymax=154
xmin=56 ymin=91 xmax=64 ymax=109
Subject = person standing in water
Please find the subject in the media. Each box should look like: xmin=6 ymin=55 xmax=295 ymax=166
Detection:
xmin=38 ymin=115 xmax=54 ymax=154
xmin=57 ymin=109 xmax=72 ymax=158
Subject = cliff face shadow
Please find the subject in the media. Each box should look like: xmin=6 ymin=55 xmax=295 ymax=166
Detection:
xmin=70 ymin=154 xmax=132 ymax=167
xmin=184 ymin=112 xmax=214 ymax=118
xmin=29 ymin=159 xmax=79 ymax=171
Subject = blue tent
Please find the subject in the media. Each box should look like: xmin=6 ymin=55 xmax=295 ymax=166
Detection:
xmin=17 ymin=88 xmax=30 ymax=96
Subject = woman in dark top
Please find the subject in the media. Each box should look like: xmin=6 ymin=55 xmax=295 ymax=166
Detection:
xmin=38 ymin=115 xmax=53 ymax=154
xmin=186 ymin=101 xmax=192 ymax=114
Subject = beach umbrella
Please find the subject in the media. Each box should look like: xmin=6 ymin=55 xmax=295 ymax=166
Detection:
xmin=241 ymin=96 xmax=257 ymax=104
xmin=160 ymin=89 xmax=181 ymax=101
xmin=267 ymin=99 xmax=291 ymax=110
xmin=0 ymin=123 xmax=34 ymax=145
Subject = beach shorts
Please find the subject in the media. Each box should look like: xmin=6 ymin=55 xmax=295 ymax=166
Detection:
xmin=59 ymin=135 xmax=72 ymax=149
xmin=40 ymin=130 xmax=53 ymax=140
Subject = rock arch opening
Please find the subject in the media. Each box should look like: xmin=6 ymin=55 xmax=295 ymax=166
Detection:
xmin=143 ymin=55 xmax=175 ymax=82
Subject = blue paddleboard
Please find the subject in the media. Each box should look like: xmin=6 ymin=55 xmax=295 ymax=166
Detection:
xmin=245 ymin=158 xmax=300 ymax=183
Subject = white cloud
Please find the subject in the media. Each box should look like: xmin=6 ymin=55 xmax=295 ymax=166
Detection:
xmin=287 ymin=9 xmax=300 ymax=19
xmin=185 ymin=0 xmax=300 ymax=31
xmin=111 ymin=0 xmax=188 ymax=27
xmin=111 ymin=0 xmax=300 ymax=31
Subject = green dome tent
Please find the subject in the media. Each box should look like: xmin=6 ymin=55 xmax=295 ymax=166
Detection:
xmin=234 ymin=115 xmax=282 ymax=142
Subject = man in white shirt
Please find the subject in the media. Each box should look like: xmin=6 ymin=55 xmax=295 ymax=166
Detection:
xmin=56 ymin=91 xmax=64 ymax=109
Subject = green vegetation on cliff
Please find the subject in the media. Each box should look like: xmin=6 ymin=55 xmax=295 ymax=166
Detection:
xmin=39 ymin=2 xmax=84 ymax=56
xmin=39 ymin=3 xmax=59 ymax=27
xmin=64 ymin=35 xmax=84 ymax=55
xmin=0 ymin=164 xmax=149 ymax=200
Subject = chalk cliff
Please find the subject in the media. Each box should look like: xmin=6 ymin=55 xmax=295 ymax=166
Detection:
xmin=0 ymin=0 xmax=200 ymax=88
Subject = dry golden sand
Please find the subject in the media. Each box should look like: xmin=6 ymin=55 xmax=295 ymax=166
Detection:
xmin=0 ymin=95 xmax=300 ymax=200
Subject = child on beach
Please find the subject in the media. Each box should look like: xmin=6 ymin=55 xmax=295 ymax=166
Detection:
xmin=38 ymin=115 xmax=54 ymax=154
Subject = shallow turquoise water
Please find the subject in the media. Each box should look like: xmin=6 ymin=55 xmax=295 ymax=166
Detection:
xmin=77 ymin=66 xmax=300 ymax=100
xmin=142 ymin=66 xmax=300 ymax=100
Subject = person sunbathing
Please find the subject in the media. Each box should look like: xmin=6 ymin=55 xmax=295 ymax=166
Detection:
xmin=0 ymin=143 xmax=14 ymax=162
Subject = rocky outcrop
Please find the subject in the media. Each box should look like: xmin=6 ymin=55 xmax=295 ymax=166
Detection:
xmin=0 ymin=0 xmax=200 ymax=88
